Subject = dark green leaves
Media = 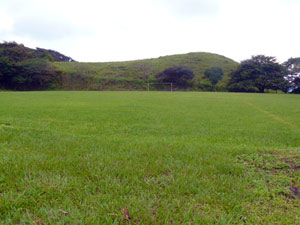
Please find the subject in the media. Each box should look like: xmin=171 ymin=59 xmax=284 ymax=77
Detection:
xmin=204 ymin=67 xmax=224 ymax=85
xmin=156 ymin=66 xmax=195 ymax=88
xmin=228 ymin=55 xmax=286 ymax=93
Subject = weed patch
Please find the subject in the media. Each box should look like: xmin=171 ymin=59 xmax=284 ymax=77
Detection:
xmin=237 ymin=149 xmax=300 ymax=200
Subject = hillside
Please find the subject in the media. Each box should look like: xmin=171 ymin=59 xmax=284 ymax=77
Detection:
xmin=55 ymin=52 xmax=238 ymax=90
xmin=0 ymin=41 xmax=239 ymax=91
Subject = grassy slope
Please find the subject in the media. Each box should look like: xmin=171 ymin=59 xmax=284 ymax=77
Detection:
xmin=0 ymin=92 xmax=299 ymax=224
xmin=55 ymin=52 xmax=238 ymax=89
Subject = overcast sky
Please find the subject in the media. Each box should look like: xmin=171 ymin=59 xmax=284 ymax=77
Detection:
xmin=0 ymin=0 xmax=299 ymax=62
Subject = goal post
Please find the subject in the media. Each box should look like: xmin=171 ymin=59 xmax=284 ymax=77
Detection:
xmin=147 ymin=83 xmax=173 ymax=91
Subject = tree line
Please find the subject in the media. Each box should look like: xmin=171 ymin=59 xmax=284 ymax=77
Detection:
xmin=156 ymin=55 xmax=300 ymax=93
xmin=0 ymin=42 xmax=71 ymax=91
xmin=0 ymin=42 xmax=299 ymax=93
xmin=228 ymin=55 xmax=300 ymax=93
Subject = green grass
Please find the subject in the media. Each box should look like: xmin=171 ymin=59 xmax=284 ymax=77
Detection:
xmin=55 ymin=52 xmax=238 ymax=90
xmin=0 ymin=91 xmax=299 ymax=224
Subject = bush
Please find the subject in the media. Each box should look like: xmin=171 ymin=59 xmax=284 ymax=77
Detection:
xmin=156 ymin=66 xmax=195 ymax=88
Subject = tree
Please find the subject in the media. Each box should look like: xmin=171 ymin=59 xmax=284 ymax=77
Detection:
xmin=228 ymin=55 xmax=286 ymax=93
xmin=282 ymin=57 xmax=300 ymax=93
xmin=204 ymin=67 xmax=224 ymax=85
xmin=0 ymin=56 xmax=16 ymax=89
xmin=0 ymin=57 xmax=61 ymax=90
xmin=156 ymin=66 xmax=194 ymax=88
xmin=14 ymin=59 xmax=60 ymax=90
xmin=0 ymin=42 xmax=64 ymax=90
xmin=204 ymin=67 xmax=224 ymax=91
xmin=292 ymin=77 xmax=300 ymax=93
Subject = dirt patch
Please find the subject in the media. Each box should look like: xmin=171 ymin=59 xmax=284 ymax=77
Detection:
xmin=1 ymin=122 xmax=11 ymax=126
xmin=290 ymin=164 xmax=300 ymax=171
xmin=237 ymin=149 xmax=300 ymax=200
xmin=288 ymin=187 xmax=300 ymax=199
xmin=281 ymin=158 xmax=300 ymax=171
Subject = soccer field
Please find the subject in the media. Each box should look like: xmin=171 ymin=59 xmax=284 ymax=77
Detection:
xmin=0 ymin=91 xmax=299 ymax=224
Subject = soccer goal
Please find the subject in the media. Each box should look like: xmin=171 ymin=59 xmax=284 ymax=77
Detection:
xmin=147 ymin=83 xmax=173 ymax=91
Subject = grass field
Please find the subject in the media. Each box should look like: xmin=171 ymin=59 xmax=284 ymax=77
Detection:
xmin=0 ymin=91 xmax=300 ymax=224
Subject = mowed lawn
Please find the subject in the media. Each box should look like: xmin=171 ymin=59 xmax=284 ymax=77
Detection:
xmin=0 ymin=91 xmax=299 ymax=224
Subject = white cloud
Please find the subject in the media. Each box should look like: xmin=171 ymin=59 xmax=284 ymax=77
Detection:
xmin=0 ymin=9 xmax=14 ymax=38
xmin=153 ymin=0 xmax=220 ymax=18
xmin=0 ymin=0 xmax=300 ymax=62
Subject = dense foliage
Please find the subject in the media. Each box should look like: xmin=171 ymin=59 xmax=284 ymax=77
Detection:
xmin=228 ymin=55 xmax=287 ymax=93
xmin=0 ymin=42 xmax=69 ymax=90
xmin=283 ymin=57 xmax=300 ymax=93
xmin=0 ymin=42 xmax=75 ymax=63
xmin=155 ymin=66 xmax=195 ymax=88
xmin=204 ymin=67 xmax=224 ymax=85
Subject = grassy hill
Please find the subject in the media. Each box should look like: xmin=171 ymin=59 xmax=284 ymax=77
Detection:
xmin=55 ymin=52 xmax=239 ymax=91
xmin=0 ymin=42 xmax=239 ymax=91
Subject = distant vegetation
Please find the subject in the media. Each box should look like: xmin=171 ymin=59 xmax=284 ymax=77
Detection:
xmin=155 ymin=66 xmax=195 ymax=88
xmin=283 ymin=58 xmax=300 ymax=93
xmin=228 ymin=55 xmax=286 ymax=93
xmin=0 ymin=41 xmax=300 ymax=93
xmin=204 ymin=67 xmax=224 ymax=91
xmin=228 ymin=55 xmax=300 ymax=93
xmin=0 ymin=42 xmax=74 ymax=90
xmin=55 ymin=52 xmax=238 ymax=91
